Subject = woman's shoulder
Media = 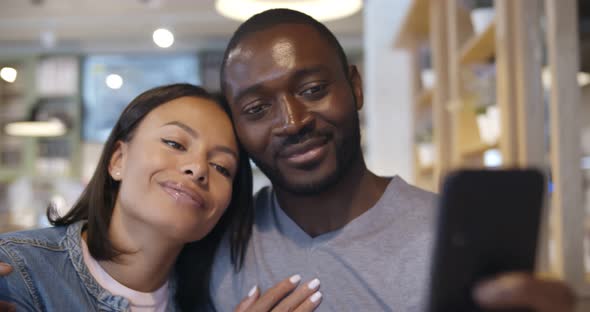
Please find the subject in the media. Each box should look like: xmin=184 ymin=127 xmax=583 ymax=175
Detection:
xmin=0 ymin=224 xmax=69 ymax=248
xmin=0 ymin=223 xmax=93 ymax=311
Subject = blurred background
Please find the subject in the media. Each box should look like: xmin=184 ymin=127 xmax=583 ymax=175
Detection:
xmin=0 ymin=0 xmax=367 ymax=232
xmin=0 ymin=0 xmax=590 ymax=301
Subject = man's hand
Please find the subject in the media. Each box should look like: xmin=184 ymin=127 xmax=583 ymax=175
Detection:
xmin=0 ymin=262 xmax=16 ymax=312
xmin=474 ymin=272 xmax=575 ymax=312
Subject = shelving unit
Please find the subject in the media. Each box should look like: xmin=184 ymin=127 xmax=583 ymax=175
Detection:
xmin=395 ymin=0 xmax=590 ymax=308
xmin=459 ymin=20 xmax=496 ymax=65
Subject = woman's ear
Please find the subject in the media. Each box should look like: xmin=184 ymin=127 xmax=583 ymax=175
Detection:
xmin=108 ymin=141 xmax=128 ymax=181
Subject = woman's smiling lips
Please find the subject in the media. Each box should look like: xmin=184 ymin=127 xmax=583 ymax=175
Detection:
xmin=159 ymin=181 xmax=206 ymax=209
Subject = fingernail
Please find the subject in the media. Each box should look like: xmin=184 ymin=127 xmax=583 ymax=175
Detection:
xmin=310 ymin=291 xmax=322 ymax=303
xmin=290 ymin=274 xmax=301 ymax=284
xmin=475 ymin=274 xmax=524 ymax=303
xmin=474 ymin=281 xmax=505 ymax=302
xmin=308 ymin=278 xmax=320 ymax=290
xmin=248 ymin=285 xmax=258 ymax=297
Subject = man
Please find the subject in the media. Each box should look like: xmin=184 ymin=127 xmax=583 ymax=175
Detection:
xmin=210 ymin=8 xmax=575 ymax=312
xmin=0 ymin=8 xmax=576 ymax=312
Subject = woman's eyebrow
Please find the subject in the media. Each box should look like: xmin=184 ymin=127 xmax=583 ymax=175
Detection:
xmin=210 ymin=145 xmax=239 ymax=162
xmin=163 ymin=121 xmax=198 ymax=138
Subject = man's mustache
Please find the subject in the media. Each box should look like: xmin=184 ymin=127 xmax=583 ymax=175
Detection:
xmin=280 ymin=129 xmax=332 ymax=148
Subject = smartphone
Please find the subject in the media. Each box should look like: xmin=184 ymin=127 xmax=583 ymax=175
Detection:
xmin=426 ymin=169 xmax=545 ymax=312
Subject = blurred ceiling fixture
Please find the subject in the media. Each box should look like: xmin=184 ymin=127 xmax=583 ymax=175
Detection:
xmin=153 ymin=28 xmax=174 ymax=48
xmin=5 ymin=99 xmax=71 ymax=137
xmin=5 ymin=119 xmax=67 ymax=137
xmin=105 ymin=74 xmax=124 ymax=89
xmin=215 ymin=0 xmax=363 ymax=22
xmin=0 ymin=67 xmax=17 ymax=83
xmin=40 ymin=30 xmax=56 ymax=49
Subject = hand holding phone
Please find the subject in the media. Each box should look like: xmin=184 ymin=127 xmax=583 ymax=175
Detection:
xmin=427 ymin=169 xmax=545 ymax=312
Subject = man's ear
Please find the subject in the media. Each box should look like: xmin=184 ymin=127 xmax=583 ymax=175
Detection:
xmin=108 ymin=141 xmax=128 ymax=181
xmin=348 ymin=65 xmax=364 ymax=111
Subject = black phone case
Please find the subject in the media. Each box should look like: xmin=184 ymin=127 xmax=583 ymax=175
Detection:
xmin=426 ymin=169 xmax=545 ymax=312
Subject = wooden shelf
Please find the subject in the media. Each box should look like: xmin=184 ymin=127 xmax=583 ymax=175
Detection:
xmin=461 ymin=141 xmax=499 ymax=157
xmin=394 ymin=0 xmax=430 ymax=48
xmin=418 ymin=164 xmax=434 ymax=175
xmin=416 ymin=88 xmax=433 ymax=107
xmin=459 ymin=20 xmax=496 ymax=65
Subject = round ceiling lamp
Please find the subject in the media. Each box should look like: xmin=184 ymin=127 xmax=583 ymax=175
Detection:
xmin=215 ymin=0 xmax=362 ymax=22
xmin=153 ymin=28 xmax=174 ymax=48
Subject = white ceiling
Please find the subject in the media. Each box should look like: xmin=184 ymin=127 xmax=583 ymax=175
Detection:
xmin=0 ymin=0 xmax=363 ymax=53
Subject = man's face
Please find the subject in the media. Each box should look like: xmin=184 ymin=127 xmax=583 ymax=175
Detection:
xmin=223 ymin=24 xmax=363 ymax=194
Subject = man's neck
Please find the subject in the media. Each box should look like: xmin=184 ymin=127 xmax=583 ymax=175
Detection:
xmin=275 ymin=158 xmax=391 ymax=238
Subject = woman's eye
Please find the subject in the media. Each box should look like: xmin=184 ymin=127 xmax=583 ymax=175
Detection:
xmin=211 ymin=163 xmax=231 ymax=178
xmin=161 ymin=139 xmax=186 ymax=151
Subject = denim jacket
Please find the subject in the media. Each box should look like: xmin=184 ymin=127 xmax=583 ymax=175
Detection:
xmin=0 ymin=221 xmax=179 ymax=312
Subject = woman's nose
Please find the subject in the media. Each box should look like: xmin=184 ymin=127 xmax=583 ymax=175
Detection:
xmin=181 ymin=161 xmax=208 ymax=185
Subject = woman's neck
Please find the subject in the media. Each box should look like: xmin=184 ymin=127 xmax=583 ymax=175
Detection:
xmin=84 ymin=208 xmax=183 ymax=293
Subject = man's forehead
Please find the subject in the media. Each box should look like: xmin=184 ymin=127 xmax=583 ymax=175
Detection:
xmin=226 ymin=24 xmax=335 ymax=74
xmin=228 ymin=24 xmax=330 ymax=59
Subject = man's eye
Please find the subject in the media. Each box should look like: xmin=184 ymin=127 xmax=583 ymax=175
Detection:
xmin=300 ymin=84 xmax=327 ymax=98
xmin=244 ymin=103 xmax=270 ymax=115
xmin=211 ymin=163 xmax=231 ymax=178
xmin=161 ymin=139 xmax=186 ymax=151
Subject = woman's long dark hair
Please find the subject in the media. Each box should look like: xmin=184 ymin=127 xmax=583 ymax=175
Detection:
xmin=48 ymin=83 xmax=253 ymax=311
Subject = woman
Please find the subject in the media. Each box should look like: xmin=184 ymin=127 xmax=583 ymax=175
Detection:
xmin=0 ymin=84 xmax=321 ymax=311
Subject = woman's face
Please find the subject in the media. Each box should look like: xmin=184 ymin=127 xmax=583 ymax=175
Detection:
xmin=109 ymin=96 xmax=238 ymax=243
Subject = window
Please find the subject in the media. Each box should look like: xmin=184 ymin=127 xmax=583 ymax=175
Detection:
xmin=82 ymin=54 xmax=200 ymax=142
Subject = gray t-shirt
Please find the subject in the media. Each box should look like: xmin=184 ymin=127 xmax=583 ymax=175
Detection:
xmin=210 ymin=176 xmax=437 ymax=311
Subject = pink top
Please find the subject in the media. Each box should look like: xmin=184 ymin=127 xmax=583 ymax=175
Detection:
xmin=81 ymin=238 xmax=169 ymax=312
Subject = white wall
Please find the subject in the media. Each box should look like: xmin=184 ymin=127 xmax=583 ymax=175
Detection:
xmin=363 ymin=0 xmax=414 ymax=181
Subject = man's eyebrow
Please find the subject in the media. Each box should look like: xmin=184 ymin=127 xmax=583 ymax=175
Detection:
xmin=291 ymin=66 xmax=328 ymax=82
xmin=232 ymin=84 xmax=265 ymax=106
xmin=231 ymin=66 xmax=330 ymax=105
xmin=163 ymin=121 xmax=198 ymax=138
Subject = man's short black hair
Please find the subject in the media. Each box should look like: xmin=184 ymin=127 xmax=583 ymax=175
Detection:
xmin=220 ymin=8 xmax=350 ymax=94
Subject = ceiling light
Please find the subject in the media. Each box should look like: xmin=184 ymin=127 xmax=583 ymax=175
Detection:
xmin=153 ymin=28 xmax=174 ymax=48
xmin=0 ymin=67 xmax=17 ymax=83
xmin=105 ymin=74 xmax=123 ymax=89
xmin=542 ymin=68 xmax=590 ymax=88
xmin=5 ymin=118 xmax=66 ymax=137
xmin=215 ymin=0 xmax=362 ymax=22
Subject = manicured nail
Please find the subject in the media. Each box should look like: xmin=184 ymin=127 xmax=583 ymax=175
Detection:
xmin=290 ymin=274 xmax=302 ymax=284
xmin=310 ymin=291 xmax=323 ymax=303
xmin=308 ymin=278 xmax=320 ymax=290
xmin=248 ymin=285 xmax=258 ymax=297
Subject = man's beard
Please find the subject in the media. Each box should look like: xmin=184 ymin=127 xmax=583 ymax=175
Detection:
xmin=252 ymin=119 xmax=362 ymax=196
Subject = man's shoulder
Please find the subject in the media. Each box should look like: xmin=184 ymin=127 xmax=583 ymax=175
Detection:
xmin=253 ymin=185 xmax=274 ymax=209
xmin=383 ymin=176 xmax=438 ymax=209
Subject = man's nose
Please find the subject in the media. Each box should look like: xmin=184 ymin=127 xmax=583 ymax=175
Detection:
xmin=272 ymin=94 xmax=314 ymax=136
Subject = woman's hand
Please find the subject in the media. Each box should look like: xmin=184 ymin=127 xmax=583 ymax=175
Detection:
xmin=234 ymin=274 xmax=322 ymax=312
